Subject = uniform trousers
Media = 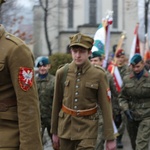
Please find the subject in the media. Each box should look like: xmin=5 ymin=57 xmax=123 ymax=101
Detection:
xmin=127 ymin=118 xmax=150 ymax=150
xmin=60 ymin=138 xmax=96 ymax=150
xmin=95 ymin=117 xmax=105 ymax=150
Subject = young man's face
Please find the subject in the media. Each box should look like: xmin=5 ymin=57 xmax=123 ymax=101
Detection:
xmin=71 ymin=46 xmax=91 ymax=66
xmin=116 ymin=55 xmax=126 ymax=66
xmin=90 ymin=57 xmax=103 ymax=66
xmin=131 ymin=61 xmax=144 ymax=74
xmin=38 ymin=64 xmax=50 ymax=75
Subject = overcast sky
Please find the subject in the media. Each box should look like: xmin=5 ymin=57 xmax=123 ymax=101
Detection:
xmin=17 ymin=0 xmax=34 ymax=8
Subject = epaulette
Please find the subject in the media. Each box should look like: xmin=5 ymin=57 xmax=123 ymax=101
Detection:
xmin=93 ymin=64 xmax=105 ymax=73
xmin=58 ymin=63 xmax=69 ymax=69
xmin=58 ymin=64 xmax=65 ymax=69
xmin=5 ymin=33 xmax=25 ymax=45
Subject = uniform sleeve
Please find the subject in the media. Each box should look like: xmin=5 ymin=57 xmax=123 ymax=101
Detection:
xmin=51 ymin=69 xmax=63 ymax=134
xmin=118 ymin=82 xmax=129 ymax=111
xmin=98 ymin=71 xmax=115 ymax=140
xmin=8 ymin=44 xmax=43 ymax=150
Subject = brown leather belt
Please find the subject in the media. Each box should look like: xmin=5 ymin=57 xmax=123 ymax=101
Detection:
xmin=62 ymin=104 xmax=97 ymax=116
xmin=0 ymin=99 xmax=17 ymax=112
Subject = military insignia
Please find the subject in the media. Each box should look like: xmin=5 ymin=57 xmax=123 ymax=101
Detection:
xmin=19 ymin=67 xmax=34 ymax=91
xmin=76 ymin=34 xmax=81 ymax=43
xmin=107 ymin=88 xmax=111 ymax=102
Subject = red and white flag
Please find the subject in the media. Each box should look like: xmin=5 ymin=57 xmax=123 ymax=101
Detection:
xmin=129 ymin=23 xmax=140 ymax=63
xmin=107 ymin=64 xmax=123 ymax=93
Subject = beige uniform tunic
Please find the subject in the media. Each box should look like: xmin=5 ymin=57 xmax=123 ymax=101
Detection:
xmin=0 ymin=25 xmax=43 ymax=150
xmin=51 ymin=60 xmax=115 ymax=141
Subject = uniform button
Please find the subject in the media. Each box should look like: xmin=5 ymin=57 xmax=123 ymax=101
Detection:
xmin=74 ymin=99 xmax=78 ymax=102
xmin=76 ymin=85 xmax=79 ymax=88
xmin=91 ymin=84 xmax=93 ymax=87
xmin=78 ymin=72 xmax=81 ymax=76
xmin=74 ymin=106 xmax=77 ymax=109
xmin=75 ymin=92 xmax=78 ymax=95
xmin=77 ymin=79 xmax=80 ymax=82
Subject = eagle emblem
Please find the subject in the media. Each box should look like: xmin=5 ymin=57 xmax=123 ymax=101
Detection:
xmin=19 ymin=67 xmax=34 ymax=91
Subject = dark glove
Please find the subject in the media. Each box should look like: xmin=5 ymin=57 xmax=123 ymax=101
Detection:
xmin=124 ymin=109 xmax=134 ymax=122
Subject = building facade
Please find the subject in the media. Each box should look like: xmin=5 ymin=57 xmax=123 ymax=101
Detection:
xmin=33 ymin=0 xmax=138 ymax=58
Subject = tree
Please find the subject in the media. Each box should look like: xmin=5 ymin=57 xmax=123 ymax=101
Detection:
xmin=0 ymin=0 xmax=33 ymax=44
xmin=39 ymin=0 xmax=52 ymax=55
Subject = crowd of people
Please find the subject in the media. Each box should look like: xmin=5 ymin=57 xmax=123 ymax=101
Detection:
xmin=0 ymin=1 xmax=150 ymax=148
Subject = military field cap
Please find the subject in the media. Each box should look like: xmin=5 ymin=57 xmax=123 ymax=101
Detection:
xmin=115 ymin=49 xmax=125 ymax=57
xmin=37 ymin=57 xmax=50 ymax=67
xmin=0 ymin=0 xmax=6 ymax=4
xmin=69 ymin=33 xmax=94 ymax=49
xmin=130 ymin=53 xmax=142 ymax=65
xmin=90 ymin=51 xmax=102 ymax=59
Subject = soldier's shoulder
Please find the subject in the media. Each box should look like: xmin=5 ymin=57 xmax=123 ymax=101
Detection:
xmin=5 ymin=33 xmax=25 ymax=46
xmin=93 ymin=65 xmax=105 ymax=73
xmin=57 ymin=63 xmax=69 ymax=74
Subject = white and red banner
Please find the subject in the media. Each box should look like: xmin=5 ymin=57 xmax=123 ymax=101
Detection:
xmin=129 ymin=23 xmax=140 ymax=63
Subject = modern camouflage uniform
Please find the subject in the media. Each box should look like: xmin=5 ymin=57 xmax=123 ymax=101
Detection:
xmin=95 ymin=70 xmax=117 ymax=150
xmin=115 ymin=64 xmax=128 ymax=134
xmin=119 ymin=68 xmax=150 ymax=150
xmin=0 ymin=24 xmax=43 ymax=150
xmin=36 ymin=73 xmax=55 ymax=141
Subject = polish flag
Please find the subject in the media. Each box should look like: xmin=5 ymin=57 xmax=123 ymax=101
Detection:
xmin=107 ymin=64 xmax=123 ymax=93
xmin=129 ymin=23 xmax=140 ymax=63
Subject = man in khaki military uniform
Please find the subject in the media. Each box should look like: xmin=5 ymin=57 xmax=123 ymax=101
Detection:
xmin=51 ymin=33 xmax=116 ymax=150
xmin=119 ymin=54 xmax=150 ymax=150
xmin=0 ymin=4 xmax=43 ymax=149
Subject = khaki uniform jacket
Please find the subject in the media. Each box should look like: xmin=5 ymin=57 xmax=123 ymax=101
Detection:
xmin=119 ymin=69 xmax=150 ymax=121
xmin=0 ymin=25 xmax=43 ymax=150
xmin=51 ymin=60 xmax=115 ymax=140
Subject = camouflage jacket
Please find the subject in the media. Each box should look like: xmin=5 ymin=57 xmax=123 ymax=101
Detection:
xmin=36 ymin=73 xmax=55 ymax=119
xmin=119 ymin=69 xmax=150 ymax=121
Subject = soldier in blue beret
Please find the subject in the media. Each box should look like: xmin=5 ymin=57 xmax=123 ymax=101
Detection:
xmin=36 ymin=56 xmax=55 ymax=145
xmin=119 ymin=53 xmax=150 ymax=150
xmin=37 ymin=57 xmax=50 ymax=67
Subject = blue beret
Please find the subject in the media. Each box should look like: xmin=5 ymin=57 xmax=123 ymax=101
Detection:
xmin=130 ymin=53 xmax=142 ymax=65
xmin=37 ymin=57 xmax=50 ymax=67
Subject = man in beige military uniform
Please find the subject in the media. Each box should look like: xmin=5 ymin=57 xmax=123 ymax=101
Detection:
xmin=0 ymin=5 xmax=43 ymax=149
xmin=51 ymin=33 xmax=116 ymax=150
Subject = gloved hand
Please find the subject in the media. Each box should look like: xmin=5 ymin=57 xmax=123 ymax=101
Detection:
xmin=124 ymin=109 xmax=134 ymax=122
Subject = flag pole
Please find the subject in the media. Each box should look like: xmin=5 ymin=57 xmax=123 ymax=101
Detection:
xmin=144 ymin=0 xmax=150 ymax=61
xmin=111 ymin=33 xmax=126 ymax=74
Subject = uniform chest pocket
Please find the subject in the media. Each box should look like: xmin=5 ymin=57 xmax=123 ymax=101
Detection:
xmin=142 ymin=83 xmax=150 ymax=96
xmin=125 ymin=83 xmax=134 ymax=96
xmin=63 ymin=80 xmax=70 ymax=97
xmin=84 ymin=82 xmax=98 ymax=99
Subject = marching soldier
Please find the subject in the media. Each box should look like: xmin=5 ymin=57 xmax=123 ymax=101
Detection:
xmin=36 ymin=57 xmax=55 ymax=144
xmin=51 ymin=33 xmax=116 ymax=150
xmin=119 ymin=53 xmax=150 ymax=150
xmin=90 ymin=51 xmax=118 ymax=150
xmin=107 ymin=49 xmax=129 ymax=148
xmin=0 ymin=1 xmax=43 ymax=149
